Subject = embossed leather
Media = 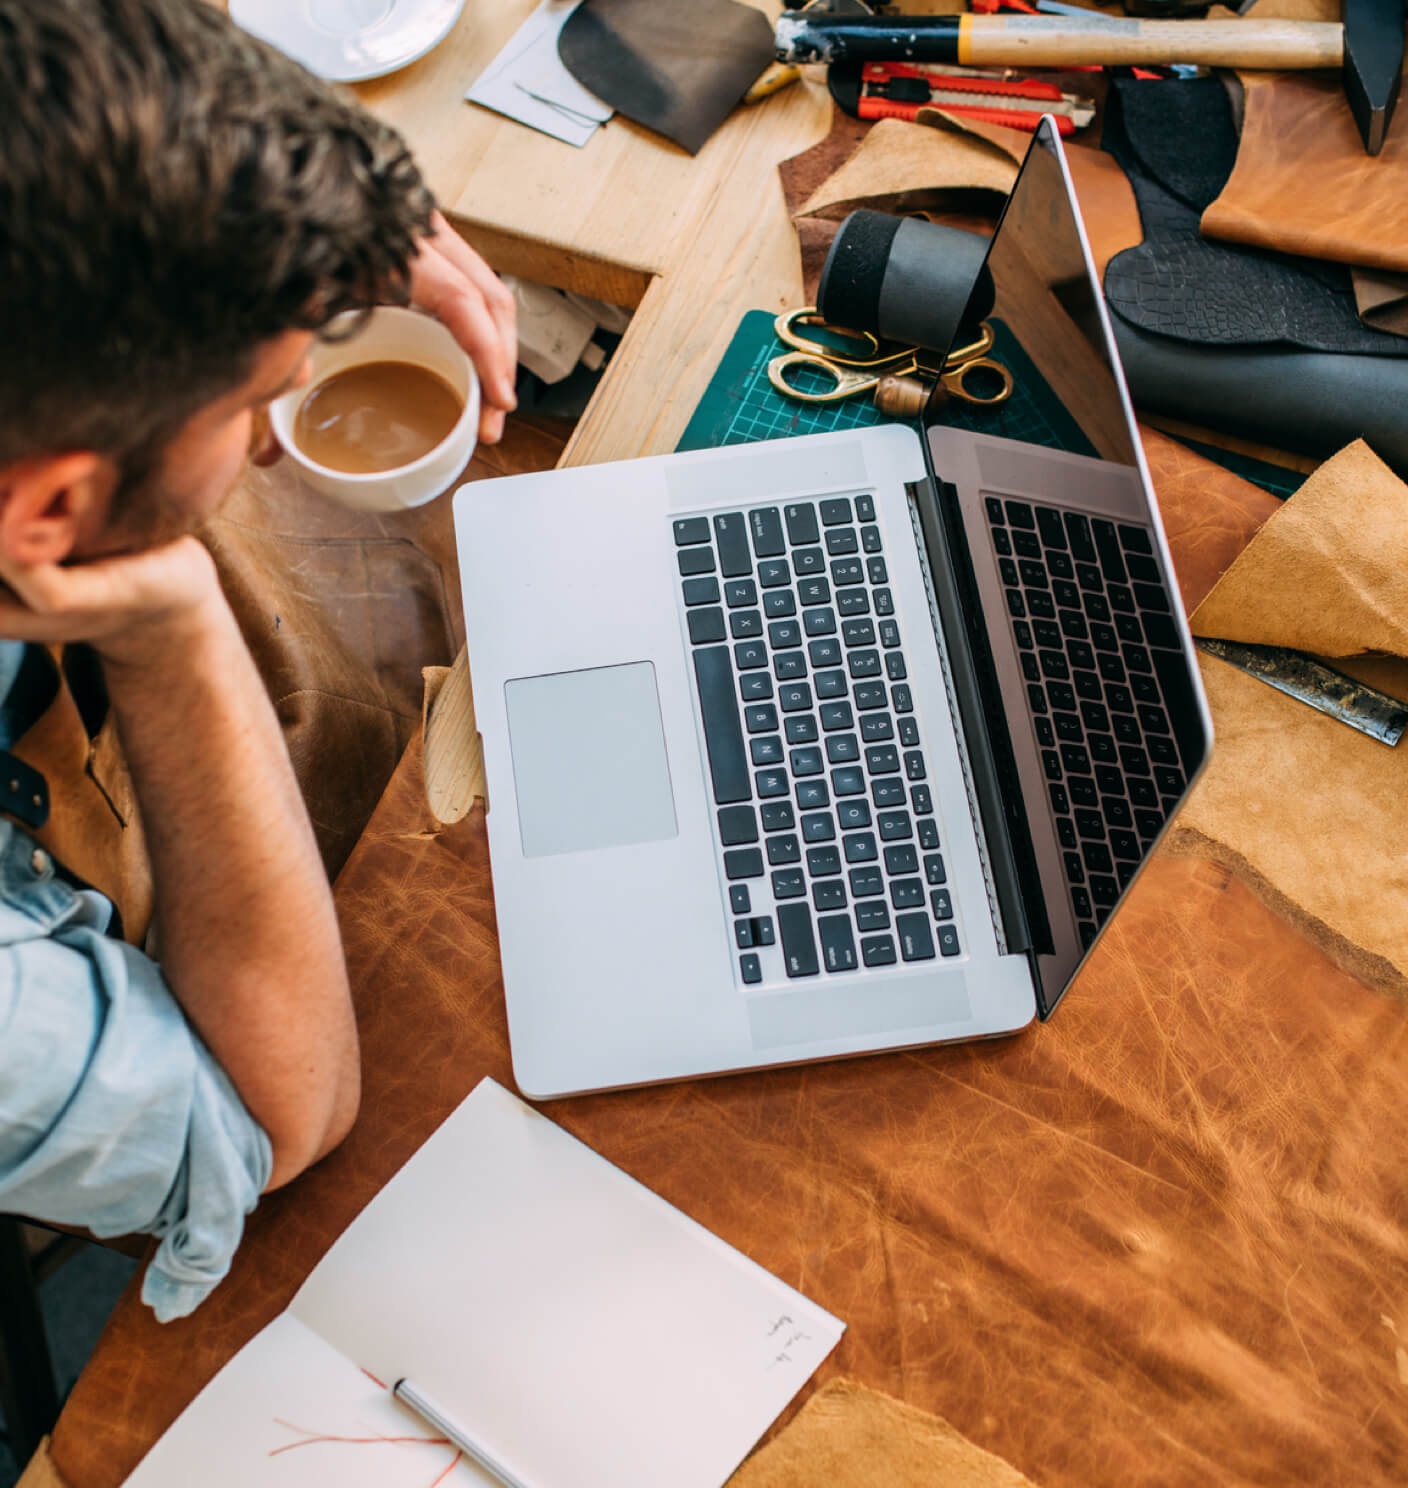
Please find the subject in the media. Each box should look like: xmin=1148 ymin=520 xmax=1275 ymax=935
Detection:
xmin=47 ymin=435 xmax=1408 ymax=1488
xmin=1103 ymin=79 xmax=1408 ymax=356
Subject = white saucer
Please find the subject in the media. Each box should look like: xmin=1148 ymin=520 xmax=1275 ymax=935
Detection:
xmin=231 ymin=0 xmax=466 ymax=84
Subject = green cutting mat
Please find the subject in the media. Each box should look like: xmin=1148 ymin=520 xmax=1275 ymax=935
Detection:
xmin=678 ymin=310 xmax=1095 ymax=458
xmin=677 ymin=309 xmax=1307 ymax=502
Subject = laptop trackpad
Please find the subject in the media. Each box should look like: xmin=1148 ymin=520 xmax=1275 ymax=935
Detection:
xmin=505 ymin=662 xmax=678 ymax=858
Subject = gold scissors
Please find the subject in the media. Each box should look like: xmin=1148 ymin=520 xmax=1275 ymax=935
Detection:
xmin=767 ymin=307 xmax=1013 ymax=408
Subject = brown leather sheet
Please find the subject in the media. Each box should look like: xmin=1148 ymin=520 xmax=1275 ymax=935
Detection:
xmin=46 ymin=433 xmax=1408 ymax=1486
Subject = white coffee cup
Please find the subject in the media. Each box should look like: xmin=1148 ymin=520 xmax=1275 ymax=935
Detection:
xmin=270 ymin=306 xmax=480 ymax=511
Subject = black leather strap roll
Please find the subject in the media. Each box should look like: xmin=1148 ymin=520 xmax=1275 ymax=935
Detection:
xmin=817 ymin=210 xmax=992 ymax=354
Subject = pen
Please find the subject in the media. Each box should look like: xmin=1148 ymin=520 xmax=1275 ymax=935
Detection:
xmin=392 ymin=1377 xmax=536 ymax=1488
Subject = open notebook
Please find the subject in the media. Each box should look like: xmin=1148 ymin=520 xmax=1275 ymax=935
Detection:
xmin=127 ymin=1079 xmax=844 ymax=1487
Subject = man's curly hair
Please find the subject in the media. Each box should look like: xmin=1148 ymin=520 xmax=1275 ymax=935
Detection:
xmin=0 ymin=0 xmax=436 ymax=474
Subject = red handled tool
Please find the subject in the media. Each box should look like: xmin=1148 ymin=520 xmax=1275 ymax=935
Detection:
xmin=830 ymin=59 xmax=1096 ymax=134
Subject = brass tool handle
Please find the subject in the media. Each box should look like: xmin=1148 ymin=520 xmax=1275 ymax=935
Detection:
xmin=960 ymin=15 xmax=1342 ymax=69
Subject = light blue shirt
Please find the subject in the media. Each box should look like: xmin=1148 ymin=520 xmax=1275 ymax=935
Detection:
xmin=0 ymin=641 xmax=271 ymax=1321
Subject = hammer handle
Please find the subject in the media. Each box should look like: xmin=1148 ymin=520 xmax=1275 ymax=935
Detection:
xmin=775 ymin=15 xmax=1344 ymax=71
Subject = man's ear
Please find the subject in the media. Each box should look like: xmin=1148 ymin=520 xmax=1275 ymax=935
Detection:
xmin=0 ymin=453 xmax=114 ymax=566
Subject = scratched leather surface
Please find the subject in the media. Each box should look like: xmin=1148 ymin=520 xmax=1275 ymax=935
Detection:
xmin=1202 ymin=72 xmax=1408 ymax=276
xmin=48 ymin=431 xmax=1408 ymax=1486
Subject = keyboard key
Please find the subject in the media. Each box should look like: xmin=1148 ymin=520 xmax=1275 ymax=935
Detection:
xmin=1065 ymin=511 xmax=1097 ymax=561
xmin=798 ymin=576 xmax=830 ymax=607
xmin=861 ymin=934 xmax=897 ymax=967
xmin=903 ymin=750 xmax=926 ymax=782
xmin=923 ymin=853 xmax=947 ymax=885
xmin=740 ymin=672 xmax=773 ymax=703
xmin=682 ymin=577 xmax=720 ymax=606
xmin=871 ymin=777 xmax=905 ymax=807
xmin=815 ymin=669 xmax=848 ymax=699
xmin=1036 ymin=506 xmax=1067 ymax=550
xmin=724 ymin=848 xmax=763 ymax=880
xmin=734 ymin=640 xmax=767 ymax=671
xmin=802 ymin=811 xmax=836 ymax=843
xmin=861 ymin=714 xmax=893 ymax=743
xmin=768 ymin=620 xmax=802 ymax=649
xmin=891 ymin=878 xmax=924 ymax=909
xmin=767 ymin=834 xmax=800 ymax=866
xmin=878 ymin=619 xmax=901 ymax=649
xmin=730 ymin=884 xmax=751 ymax=914
xmin=693 ymin=646 xmax=750 ymax=805
xmin=750 ymin=507 xmax=785 ymax=557
xmin=674 ymin=516 xmax=710 ymax=545
xmin=807 ymin=845 xmax=842 ymax=877
xmin=740 ymin=953 xmax=762 ymax=984
xmin=866 ymin=745 xmax=900 ymax=774
xmin=843 ymin=832 xmax=877 ymax=863
xmin=772 ymin=868 xmax=805 ymax=898
xmin=735 ymin=918 xmax=756 ymax=949
xmin=896 ymin=912 xmax=936 ymax=960
xmin=832 ymin=766 xmax=865 ymax=796
xmin=843 ymin=619 xmax=876 ymax=647
xmin=808 ymin=638 xmax=842 ymax=667
xmin=854 ymin=682 xmax=887 ymax=710
xmin=763 ymin=590 xmax=797 ymax=619
xmin=898 ymin=717 xmax=920 ymax=748
xmin=892 ymin=684 xmax=914 ymax=713
xmin=916 ymin=824 xmax=939 ymax=859
xmin=911 ymin=784 xmax=933 ymax=814
xmin=793 ymin=546 xmax=825 ymax=575
xmin=820 ymin=497 xmax=852 ymax=526
xmin=838 ymin=589 xmax=871 ymax=617
xmin=724 ymin=578 xmax=757 ymax=608
xmin=818 ymin=914 xmax=858 ymax=972
xmin=785 ymin=715 xmax=819 ymax=744
xmin=778 ymin=904 xmax=819 ymax=978
xmin=804 ymin=607 xmax=837 ymax=636
xmin=861 ymin=526 xmax=883 ymax=554
xmin=750 ymin=736 xmax=783 ymax=766
xmin=831 ymin=558 xmax=864 ymax=586
xmin=1005 ymin=500 xmax=1035 ymax=529
xmin=857 ymin=495 xmax=876 ymax=521
xmin=779 ymin=682 xmax=813 ymax=712
xmin=837 ymin=799 xmax=872 ymax=830
xmin=678 ymin=547 xmax=716 ymax=576
xmin=718 ymin=805 xmax=758 ymax=844
xmin=878 ymin=810 xmax=912 ymax=841
xmin=826 ymin=528 xmax=859 ymax=556
xmin=874 ymin=588 xmax=895 ymax=616
xmin=758 ymin=557 xmax=791 ymax=588
xmin=796 ymin=779 xmax=829 ymax=809
xmin=931 ymin=888 xmax=954 ymax=920
xmin=813 ymin=878 xmax=846 ymax=910
xmin=744 ymin=704 xmax=777 ymax=733
xmin=849 ymin=866 xmax=884 ymax=897
xmin=820 ymin=701 xmax=853 ymax=731
xmin=785 ymin=502 xmax=820 ymax=546
xmin=714 ymin=513 xmax=751 ymax=576
xmin=755 ymin=769 xmax=788 ymax=797
xmin=790 ymin=746 xmax=824 ymax=776
xmin=856 ymin=900 xmax=891 ymax=932
xmin=729 ymin=608 xmax=762 ymax=639
xmin=826 ymin=733 xmax=860 ymax=764
xmin=937 ymin=924 xmax=961 ymax=957
xmin=761 ymin=800 xmax=795 ymax=831
xmin=884 ymin=844 xmax=919 ymax=875
xmin=885 ymin=653 xmax=908 ymax=683
xmin=774 ymin=651 xmax=806 ymax=681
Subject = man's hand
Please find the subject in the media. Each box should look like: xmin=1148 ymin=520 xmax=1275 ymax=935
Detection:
xmin=0 ymin=536 xmax=223 ymax=668
xmin=409 ymin=209 xmax=518 ymax=445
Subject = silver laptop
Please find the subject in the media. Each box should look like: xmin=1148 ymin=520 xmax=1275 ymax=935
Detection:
xmin=453 ymin=121 xmax=1212 ymax=1099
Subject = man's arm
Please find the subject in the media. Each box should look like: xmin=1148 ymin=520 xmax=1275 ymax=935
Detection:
xmin=0 ymin=537 xmax=358 ymax=1188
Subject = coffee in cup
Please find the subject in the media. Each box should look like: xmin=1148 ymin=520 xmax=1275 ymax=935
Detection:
xmin=270 ymin=307 xmax=480 ymax=511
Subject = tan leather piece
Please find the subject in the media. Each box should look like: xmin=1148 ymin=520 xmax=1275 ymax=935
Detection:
xmin=1201 ymin=72 xmax=1408 ymax=274
xmin=8 ymin=656 xmax=154 ymax=945
xmin=1167 ymin=440 xmax=1408 ymax=1001
xmin=727 ymin=1378 xmax=1039 ymax=1488
xmin=1354 ymin=268 xmax=1408 ymax=336
xmin=15 ymin=1439 xmax=64 ymax=1488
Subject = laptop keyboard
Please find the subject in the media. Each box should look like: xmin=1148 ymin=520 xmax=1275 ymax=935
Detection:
xmin=675 ymin=497 xmax=960 ymax=986
xmin=985 ymin=497 xmax=1188 ymax=949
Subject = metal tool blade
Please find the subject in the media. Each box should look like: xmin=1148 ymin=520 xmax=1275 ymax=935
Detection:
xmin=1197 ymin=637 xmax=1408 ymax=745
xmin=1343 ymin=0 xmax=1404 ymax=155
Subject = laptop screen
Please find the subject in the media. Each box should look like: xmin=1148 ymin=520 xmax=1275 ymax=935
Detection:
xmin=916 ymin=119 xmax=1211 ymax=1016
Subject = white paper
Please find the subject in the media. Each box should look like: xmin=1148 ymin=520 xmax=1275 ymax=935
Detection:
xmin=466 ymin=0 xmax=612 ymax=148
xmin=127 ymin=1080 xmax=843 ymax=1488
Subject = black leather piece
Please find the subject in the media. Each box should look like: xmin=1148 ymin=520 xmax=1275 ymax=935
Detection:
xmin=0 ymin=751 xmax=49 ymax=830
xmin=1102 ymin=80 xmax=1408 ymax=357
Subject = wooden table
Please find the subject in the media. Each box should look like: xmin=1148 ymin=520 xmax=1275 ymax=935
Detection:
xmin=28 ymin=7 xmax=1408 ymax=1486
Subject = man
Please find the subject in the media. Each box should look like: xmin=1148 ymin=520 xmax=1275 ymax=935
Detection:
xmin=0 ymin=0 xmax=517 ymax=1319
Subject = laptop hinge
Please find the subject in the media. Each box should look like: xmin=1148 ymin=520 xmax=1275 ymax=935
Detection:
xmin=905 ymin=477 xmax=1044 ymax=965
